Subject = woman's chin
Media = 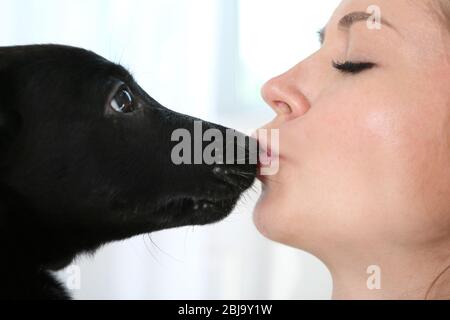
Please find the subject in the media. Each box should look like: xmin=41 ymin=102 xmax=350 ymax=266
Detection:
xmin=253 ymin=191 xmax=300 ymax=245
xmin=253 ymin=186 xmax=336 ymax=253
xmin=253 ymin=198 xmax=271 ymax=239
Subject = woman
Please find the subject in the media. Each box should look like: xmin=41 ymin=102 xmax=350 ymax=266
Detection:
xmin=254 ymin=0 xmax=450 ymax=299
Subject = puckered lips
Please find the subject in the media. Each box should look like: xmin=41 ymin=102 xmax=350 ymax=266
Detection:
xmin=257 ymin=142 xmax=280 ymax=183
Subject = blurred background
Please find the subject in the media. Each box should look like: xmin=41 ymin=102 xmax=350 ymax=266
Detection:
xmin=0 ymin=0 xmax=340 ymax=299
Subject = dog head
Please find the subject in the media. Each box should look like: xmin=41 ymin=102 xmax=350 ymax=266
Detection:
xmin=0 ymin=45 xmax=257 ymax=267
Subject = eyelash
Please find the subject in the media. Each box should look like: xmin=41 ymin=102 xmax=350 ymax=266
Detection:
xmin=332 ymin=61 xmax=376 ymax=74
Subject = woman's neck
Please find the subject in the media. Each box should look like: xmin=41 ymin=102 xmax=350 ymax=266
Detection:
xmin=328 ymin=243 xmax=450 ymax=300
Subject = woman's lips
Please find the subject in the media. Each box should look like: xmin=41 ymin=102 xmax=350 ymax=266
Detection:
xmin=253 ymin=127 xmax=281 ymax=181
xmin=259 ymin=145 xmax=272 ymax=165
xmin=257 ymin=146 xmax=280 ymax=182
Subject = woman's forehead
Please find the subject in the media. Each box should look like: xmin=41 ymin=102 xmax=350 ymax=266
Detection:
xmin=323 ymin=0 xmax=450 ymax=53
xmin=329 ymin=0 xmax=436 ymax=29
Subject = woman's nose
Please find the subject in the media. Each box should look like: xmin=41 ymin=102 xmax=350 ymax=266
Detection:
xmin=261 ymin=71 xmax=311 ymax=121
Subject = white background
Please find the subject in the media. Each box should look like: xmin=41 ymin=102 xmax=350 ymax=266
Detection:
xmin=0 ymin=0 xmax=341 ymax=299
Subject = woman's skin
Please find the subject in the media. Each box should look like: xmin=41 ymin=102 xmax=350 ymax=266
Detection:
xmin=254 ymin=0 xmax=450 ymax=299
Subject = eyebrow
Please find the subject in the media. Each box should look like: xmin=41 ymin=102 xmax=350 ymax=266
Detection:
xmin=318 ymin=11 xmax=397 ymax=45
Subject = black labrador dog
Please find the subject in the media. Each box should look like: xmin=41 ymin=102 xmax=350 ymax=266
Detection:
xmin=0 ymin=45 xmax=257 ymax=299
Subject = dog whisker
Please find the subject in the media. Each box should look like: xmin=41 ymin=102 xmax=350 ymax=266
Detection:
xmin=148 ymin=234 xmax=182 ymax=263
xmin=142 ymin=234 xmax=163 ymax=266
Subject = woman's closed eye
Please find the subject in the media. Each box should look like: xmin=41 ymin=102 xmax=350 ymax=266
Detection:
xmin=332 ymin=61 xmax=376 ymax=74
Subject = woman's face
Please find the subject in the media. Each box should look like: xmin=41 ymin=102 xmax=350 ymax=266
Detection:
xmin=254 ymin=0 xmax=450 ymax=260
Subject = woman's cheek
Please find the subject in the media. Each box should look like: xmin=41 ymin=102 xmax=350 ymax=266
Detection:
xmin=284 ymin=98 xmax=411 ymax=235
xmin=252 ymin=101 xmax=391 ymax=245
xmin=254 ymin=88 xmax=450 ymax=246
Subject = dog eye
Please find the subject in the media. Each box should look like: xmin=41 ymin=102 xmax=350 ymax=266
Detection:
xmin=110 ymin=85 xmax=136 ymax=113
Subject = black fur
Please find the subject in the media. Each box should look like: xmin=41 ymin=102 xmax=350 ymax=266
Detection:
xmin=0 ymin=45 xmax=256 ymax=300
